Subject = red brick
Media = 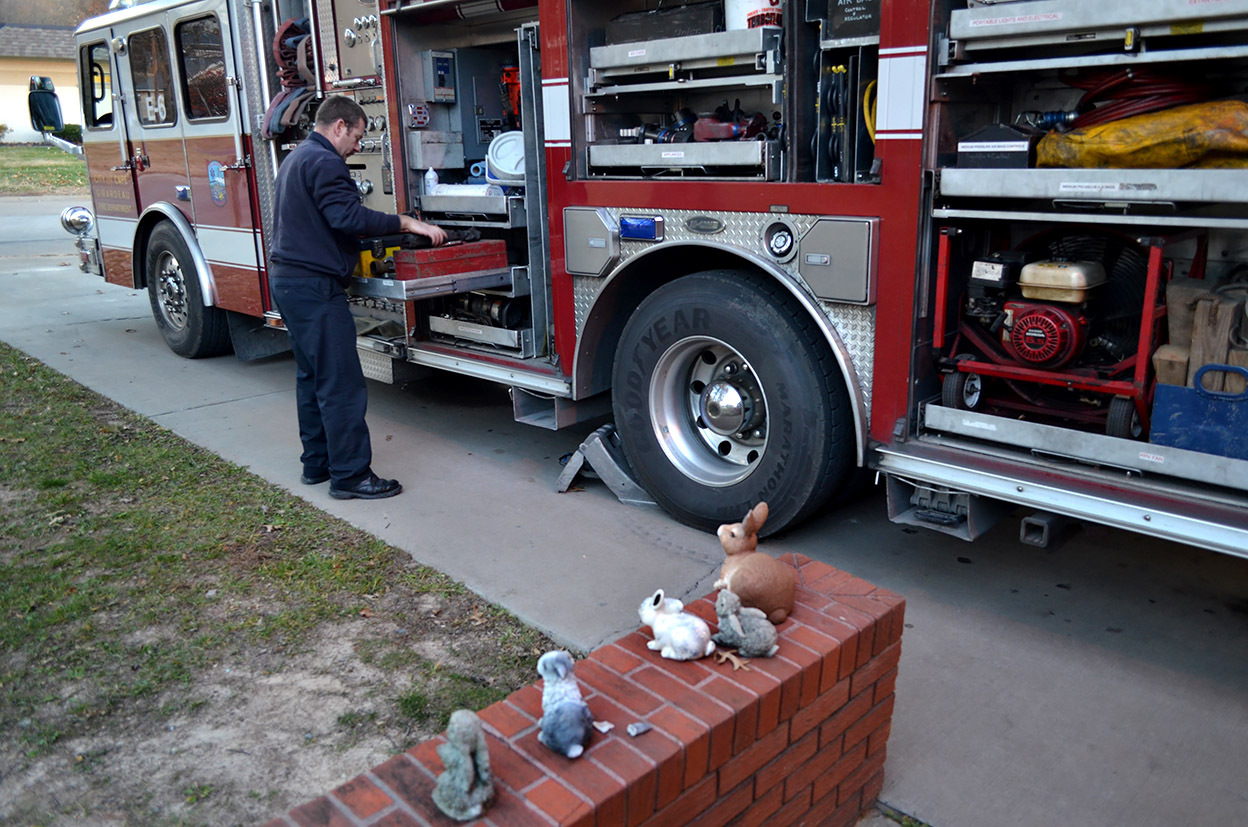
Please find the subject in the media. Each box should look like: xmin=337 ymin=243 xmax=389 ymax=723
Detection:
xmin=590 ymin=640 xmax=647 ymax=676
xmin=860 ymin=769 xmax=885 ymax=809
xmin=479 ymin=699 xmax=538 ymax=739
xmin=818 ymin=691 xmax=873 ymax=751
xmin=849 ymin=641 xmax=901 ymax=698
xmin=262 ymin=819 xmax=294 ymax=827
xmin=873 ymin=667 xmax=898 ymax=705
xmin=806 ymin=568 xmax=855 ymax=595
xmin=590 ymin=737 xmax=658 ymax=827
xmin=786 ymin=624 xmax=841 ymax=696
xmin=820 ymin=603 xmax=877 ymax=668
xmin=836 ymin=596 xmax=894 ymax=656
xmin=586 ymin=695 xmax=684 ymax=809
xmin=725 ymin=782 xmax=782 ymax=827
xmin=331 ymin=775 xmax=392 ymax=820
xmin=406 ymin=738 xmax=443 ymax=773
xmin=747 ymin=653 xmax=803 ymax=724
xmin=793 ymin=589 xmax=835 ymax=613
xmin=289 ymin=796 xmax=353 ymax=827
xmin=828 ymin=577 xmax=878 ymax=597
xmin=632 ymin=667 xmax=735 ymax=770
xmin=700 ymin=675 xmax=760 ymax=754
xmin=709 ymin=662 xmax=783 ymax=737
xmin=525 ymin=778 xmax=593 ymax=827
xmin=867 ymin=721 xmax=891 ymax=758
xmin=483 ymin=733 xmax=548 ymax=792
xmin=372 ymin=754 xmax=436 ymax=813
xmin=717 ymin=719 xmax=791 ymax=794
xmin=810 ymin=783 xmax=863 ymax=827
xmin=576 ymin=659 xmax=664 ymax=717
xmin=784 ymin=737 xmax=845 ymax=802
xmin=649 ymin=705 xmax=710 ymax=789
xmin=370 ymin=812 xmax=424 ymax=827
xmin=508 ymin=684 xmax=545 ymax=721
xmin=685 ymin=596 xmax=719 ymax=629
xmin=484 ymin=782 xmax=558 ymax=827
xmin=770 ymin=783 xmax=813 ymax=826
xmin=510 ymin=730 xmax=626 ymax=826
xmin=844 ymin=696 xmax=895 ymax=752
xmin=783 ymin=552 xmax=814 ymax=569
xmin=810 ymin=742 xmax=868 ymax=803
xmin=775 ymin=634 xmax=824 ymax=709
xmin=613 ymin=632 xmax=662 ymax=668
xmin=791 ymin=677 xmax=850 ymax=742
xmin=789 ymin=612 xmax=860 ymax=682
xmin=640 ymin=774 xmax=717 ymax=827
xmin=751 ymin=726 xmax=815 ymax=795
xmin=686 ymin=777 xmax=753 ymax=827
xmin=838 ymin=752 xmax=886 ymax=807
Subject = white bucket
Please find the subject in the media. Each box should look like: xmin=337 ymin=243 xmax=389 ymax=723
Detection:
xmin=725 ymin=0 xmax=783 ymax=30
xmin=485 ymin=131 xmax=526 ymax=185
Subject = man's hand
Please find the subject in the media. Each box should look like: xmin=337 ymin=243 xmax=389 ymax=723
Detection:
xmin=399 ymin=215 xmax=447 ymax=246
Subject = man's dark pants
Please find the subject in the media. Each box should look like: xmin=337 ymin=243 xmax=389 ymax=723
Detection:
xmin=269 ymin=275 xmax=372 ymax=486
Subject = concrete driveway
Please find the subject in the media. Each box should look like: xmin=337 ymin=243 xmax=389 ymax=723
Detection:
xmin=2 ymin=195 xmax=1246 ymax=827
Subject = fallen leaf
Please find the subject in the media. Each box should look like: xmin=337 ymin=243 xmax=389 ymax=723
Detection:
xmin=359 ymin=608 xmax=374 ymax=618
xmin=713 ymin=650 xmax=752 ymax=671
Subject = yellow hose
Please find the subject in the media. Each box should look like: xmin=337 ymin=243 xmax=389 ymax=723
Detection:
xmin=863 ymin=80 xmax=877 ymax=142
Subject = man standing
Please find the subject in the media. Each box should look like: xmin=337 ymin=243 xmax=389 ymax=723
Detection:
xmin=269 ymin=95 xmax=446 ymax=500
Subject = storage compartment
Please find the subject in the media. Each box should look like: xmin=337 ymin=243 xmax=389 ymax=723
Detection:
xmin=922 ymin=0 xmax=1248 ymax=465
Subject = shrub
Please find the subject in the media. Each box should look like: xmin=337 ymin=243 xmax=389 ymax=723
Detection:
xmin=0 ymin=123 xmax=10 ymax=142
xmin=54 ymin=124 xmax=83 ymax=144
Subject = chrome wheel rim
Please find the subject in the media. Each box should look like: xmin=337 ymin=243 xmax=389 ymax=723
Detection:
xmin=961 ymin=373 xmax=982 ymax=409
xmin=649 ymin=336 xmax=767 ymax=487
xmin=155 ymin=251 xmax=189 ymax=331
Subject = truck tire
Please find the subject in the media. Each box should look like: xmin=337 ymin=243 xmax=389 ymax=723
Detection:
xmin=145 ymin=222 xmax=231 ymax=358
xmin=612 ymin=270 xmax=854 ymax=536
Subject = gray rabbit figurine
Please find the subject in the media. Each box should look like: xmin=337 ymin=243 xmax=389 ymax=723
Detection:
xmin=712 ymin=588 xmax=779 ymax=658
xmin=638 ymin=588 xmax=716 ymax=661
xmin=537 ymin=650 xmax=593 ymax=759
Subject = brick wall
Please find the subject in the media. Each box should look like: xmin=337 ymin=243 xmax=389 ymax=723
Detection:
xmin=268 ymin=554 xmax=904 ymax=827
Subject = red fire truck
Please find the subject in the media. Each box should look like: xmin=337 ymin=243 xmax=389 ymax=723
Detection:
xmin=35 ymin=0 xmax=1248 ymax=553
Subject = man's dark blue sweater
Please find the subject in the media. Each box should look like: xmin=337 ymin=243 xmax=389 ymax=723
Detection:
xmin=269 ymin=131 xmax=399 ymax=285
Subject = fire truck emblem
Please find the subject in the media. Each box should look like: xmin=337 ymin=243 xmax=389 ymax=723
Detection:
xmin=685 ymin=216 xmax=724 ymax=234
xmin=207 ymin=161 xmax=227 ymax=206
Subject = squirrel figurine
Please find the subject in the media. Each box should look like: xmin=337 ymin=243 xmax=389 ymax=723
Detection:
xmin=638 ymin=589 xmax=716 ymax=661
xmin=713 ymin=502 xmax=795 ymax=624
xmin=712 ymin=588 xmax=779 ymax=658
xmin=536 ymin=650 xmax=594 ymax=759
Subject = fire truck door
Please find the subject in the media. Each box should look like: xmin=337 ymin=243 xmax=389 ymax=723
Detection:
xmin=76 ymin=35 xmax=141 ymax=287
xmin=113 ymin=16 xmax=191 ymax=218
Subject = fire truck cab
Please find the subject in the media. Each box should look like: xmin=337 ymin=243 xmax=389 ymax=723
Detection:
xmin=50 ymin=0 xmax=1248 ymax=554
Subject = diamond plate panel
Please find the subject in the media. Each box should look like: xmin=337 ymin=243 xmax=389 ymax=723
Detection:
xmin=234 ymin=4 xmax=276 ymax=246
xmin=569 ymin=208 xmax=877 ymax=420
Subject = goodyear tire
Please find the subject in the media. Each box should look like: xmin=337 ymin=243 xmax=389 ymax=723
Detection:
xmin=145 ymin=222 xmax=231 ymax=358
xmin=611 ymin=270 xmax=854 ymax=536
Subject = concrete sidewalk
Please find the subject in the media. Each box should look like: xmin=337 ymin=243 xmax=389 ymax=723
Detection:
xmin=3 ymin=195 xmax=1247 ymax=827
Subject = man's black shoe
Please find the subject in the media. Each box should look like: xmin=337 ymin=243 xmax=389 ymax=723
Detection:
xmin=301 ymin=470 xmax=330 ymax=485
xmin=329 ymin=473 xmax=402 ymax=500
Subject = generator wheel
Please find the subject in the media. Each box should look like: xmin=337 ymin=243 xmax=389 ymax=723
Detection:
xmin=942 ymin=369 xmax=983 ymax=410
xmin=611 ymin=270 xmax=854 ymax=537
xmin=1106 ymin=395 xmax=1143 ymax=440
xmin=145 ymin=222 xmax=231 ymax=358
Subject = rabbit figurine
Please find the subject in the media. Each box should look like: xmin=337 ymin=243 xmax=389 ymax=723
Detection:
xmin=712 ymin=588 xmax=779 ymax=658
xmin=638 ymin=589 xmax=716 ymax=661
xmin=537 ymin=650 xmax=594 ymax=759
xmin=714 ymin=502 xmax=796 ymax=624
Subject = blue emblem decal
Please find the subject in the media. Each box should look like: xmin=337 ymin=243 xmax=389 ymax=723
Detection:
xmin=207 ymin=161 xmax=227 ymax=206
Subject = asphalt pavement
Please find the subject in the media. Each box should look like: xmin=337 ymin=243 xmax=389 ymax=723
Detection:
xmin=2 ymin=195 xmax=1246 ymax=827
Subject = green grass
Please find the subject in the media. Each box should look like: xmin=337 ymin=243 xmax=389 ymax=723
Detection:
xmin=0 ymin=144 xmax=88 ymax=195
xmin=0 ymin=341 xmax=555 ymax=816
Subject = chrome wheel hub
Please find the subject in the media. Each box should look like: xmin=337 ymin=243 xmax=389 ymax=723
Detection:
xmin=156 ymin=252 xmax=189 ymax=331
xmin=649 ymin=336 xmax=767 ymax=487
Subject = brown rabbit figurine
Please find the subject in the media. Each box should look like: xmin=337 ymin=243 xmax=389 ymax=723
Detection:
xmin=713 ymin=502 xmax=795 ymax=624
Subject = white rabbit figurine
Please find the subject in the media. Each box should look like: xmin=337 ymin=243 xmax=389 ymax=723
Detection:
xmin=536 ymin=650 xmax=594 ymax=759
xmin=638 ymin=589 xmax=716 ymax=661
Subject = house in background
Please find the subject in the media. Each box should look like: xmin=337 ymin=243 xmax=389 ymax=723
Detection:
xmin=1 ymin=0 xmax=107 ymax=142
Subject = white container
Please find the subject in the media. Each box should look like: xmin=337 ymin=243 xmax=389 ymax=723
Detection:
xmin=725 ymin=0 xmax=783 ymax=30
xmin=486 ymin=131 xmax=526 ymax=185
xmin=432 ymin=183 xmax=505 ymax=197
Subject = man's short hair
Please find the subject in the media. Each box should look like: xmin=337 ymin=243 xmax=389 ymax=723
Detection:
xmin=315 ymin=95 xmax=365 ymax=128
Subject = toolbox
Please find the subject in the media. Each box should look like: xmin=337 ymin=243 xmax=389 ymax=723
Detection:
xmin=1149 ymin=364 xmax=1248 ymax=460
xmin=392 ymin=239 xmax=508 ymax=280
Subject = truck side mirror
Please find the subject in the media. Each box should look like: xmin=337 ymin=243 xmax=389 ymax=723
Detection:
xmin=29 ymin=77 xmax=65 ymax=133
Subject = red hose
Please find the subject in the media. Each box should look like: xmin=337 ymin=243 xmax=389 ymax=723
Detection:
xmin=1062 ymin=68 xmax=1209 ymax=128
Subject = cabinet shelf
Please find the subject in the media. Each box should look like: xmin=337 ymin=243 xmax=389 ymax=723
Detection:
xmin=938 ymin=168 xmax=1248 ymax=205
xmin=588 ymin=27 xmax=782 ymax=80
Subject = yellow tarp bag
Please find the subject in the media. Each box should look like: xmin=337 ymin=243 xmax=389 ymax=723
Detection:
xmin=1036 ymin=99 xmax=1248 ymax=169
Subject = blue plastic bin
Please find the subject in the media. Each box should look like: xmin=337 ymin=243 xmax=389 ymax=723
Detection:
xmin=1149 ymin=364 xmax=1248 ymax=460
